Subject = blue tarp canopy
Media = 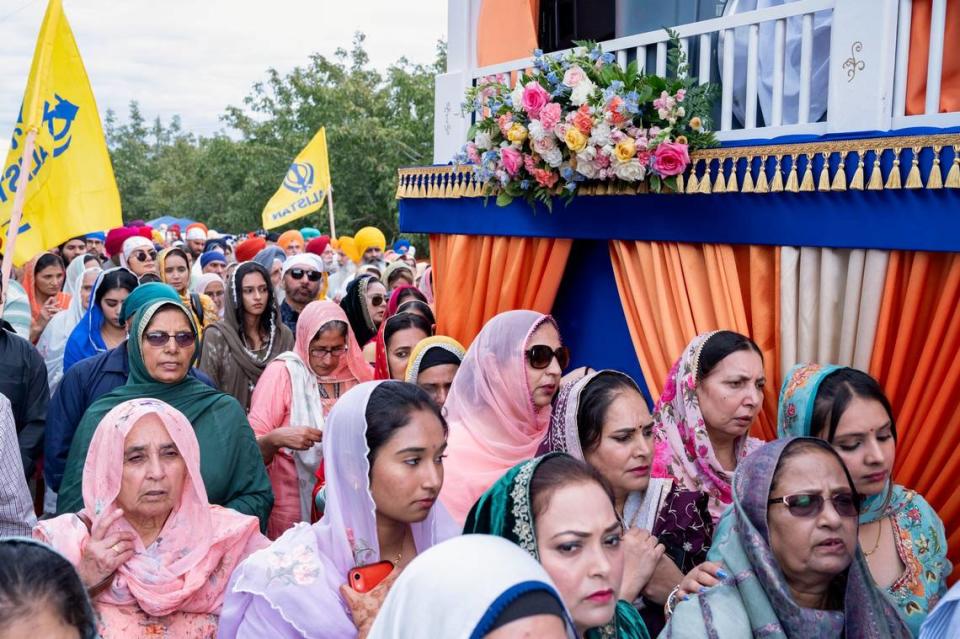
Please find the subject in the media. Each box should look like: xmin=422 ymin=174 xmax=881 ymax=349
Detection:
xmin=145 ymin=216 xmax=196 ymax=230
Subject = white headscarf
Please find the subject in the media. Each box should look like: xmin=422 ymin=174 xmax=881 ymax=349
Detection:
xmin=36 ymin=265 xmax=101 ymax=393
xmin=119 ymin=236 xmax=153 ymax=268
xmin=368 ymin=534 xmax=576 ymax=639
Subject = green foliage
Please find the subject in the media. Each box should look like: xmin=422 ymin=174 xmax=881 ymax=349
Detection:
xmin=105 ymin=33 xmax=443 ymax=251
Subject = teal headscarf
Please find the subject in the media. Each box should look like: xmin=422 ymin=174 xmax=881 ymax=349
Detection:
xmin=464 ymin=453 xmax=651 ymax=639
xmin=119 ymin=281 xmax=181 ymax=326
xmin=57 ymin=299 xmax=274 ymax=527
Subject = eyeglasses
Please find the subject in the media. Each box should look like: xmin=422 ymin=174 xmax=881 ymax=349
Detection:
xmin=133 ymin=250 xmax=157 ymax=262
xmin=767 ymin=492 xmax=860 ymax=518
xmin=289 ymin=268 xmax=322 ymax=282
xmin=144 ymin=330 xmax=196 ymax=348
xmin=310 ymin=346 xmax=348 ymax=359
xmin=525 ymin=345 xmax=570 ymax=370
xmin=368 ymin=295 xmax=386 ymax=307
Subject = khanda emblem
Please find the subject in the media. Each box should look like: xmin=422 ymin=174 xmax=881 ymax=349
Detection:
xmin=42 ymin=95 xmax=79 ymax=158
xmin=283 ymin=161 xmax=315 ymax=194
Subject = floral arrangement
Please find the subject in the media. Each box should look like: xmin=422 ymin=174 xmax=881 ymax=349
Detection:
xmin=455 ymin=33 xmax=718 ymax=209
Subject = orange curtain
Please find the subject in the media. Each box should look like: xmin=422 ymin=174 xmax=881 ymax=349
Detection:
xmin=906 ymin=0 xmax=960 ymax=115
xmin=609 ymin=241 xmax=780 ymax=440
xmin=477 ymin=0 xmax=540 ymax=67
xmin=429 ymin=234 xmax=572 ymax=347
xmin=868 ymin=251 xmax=960 ymax=580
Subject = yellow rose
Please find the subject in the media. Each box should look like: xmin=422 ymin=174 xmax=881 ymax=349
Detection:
xmin=689 ymin=116 xmax=702 ymax=131
xmin=564 ymin=127 xmax=587 ymax=152
xmin=614 ymin=138 xmax=636 ymax=162
xmin=506 ymin=123 xmax=528 ymax=145
xmin=675 ymin=135 xmax=688 ymax=144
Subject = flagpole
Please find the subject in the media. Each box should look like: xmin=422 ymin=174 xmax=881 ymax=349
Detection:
xmin=1 ymin=128 xmax=37 ymax=303
xmin=327 ymin=185 xmax=337 ymax=240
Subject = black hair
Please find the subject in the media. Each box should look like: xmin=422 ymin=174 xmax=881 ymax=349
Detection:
xmin=365 ymin=381 xmax=447 ymax=466
xmin=811 ymin=368 xmax=897 ymax=443
xmin=138 ymin=272 xmax=161 ymax=284
xmin=0 ymin=539 xmax=98 ymax=638
xmin=35 ymin=252 xmax=65 ymax=275
xmin=395 ymin=287 xmax=428 ymax=307
xmin=696 ymin=330 xmax=763 ymax=381
xmin=233 ymin=262 xmax=276 ymax=337
xmin=83 ymin=254 xmax=100 ymax=267
xmin=266 ymin=231 xmax=280 ymax=242
xmin=58 ymin=236 xmax=86 ymax=252
xmin=313 ymin=319 xmax=348 ymax=340
xmin=577 ymin=372 xmax=644 ymax=453
xmin=395 ymin=299 xmax=436 ymax=327
xmin=772 ymin=438 xmax=861 ymax=510
xmin=95 ymin=269 xmax=139 ymax=306
xmin=383 ymin=312 xmax=433 ymax=351
xmin=162 ymin=247 xmax=190 ymax=268
xmin=530 ymin=454 xmax=615 ymax=520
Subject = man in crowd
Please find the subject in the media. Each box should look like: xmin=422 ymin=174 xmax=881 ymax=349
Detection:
xmin=200 ymin=251 xmax=228 ymax=278
xmin=184 ymin=223 xmax=208 ymax=260
xmin=355 ymin=226 xmax=386 ymax=270
xmin=58 ymin=236 xmax=87 ymax=265
xmin=279 ymin=253 xmax=323 ymax=333
xmin=84 ymin=232 xmax=106 ymax=259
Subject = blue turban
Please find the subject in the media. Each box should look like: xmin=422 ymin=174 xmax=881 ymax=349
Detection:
xmin=200 ymin=251 xmax=227 ymax=268
xmin=393 ymin=239 xmax=412 ymax=255
xmin=300 ymin=227 xmax=321 ymax=240
xmin=85 ymin=232 xmax=106 ymax=242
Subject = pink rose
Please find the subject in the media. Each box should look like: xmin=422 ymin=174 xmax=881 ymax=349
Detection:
xmin=523 ymin=153 xmax=538 ymax=174
xmin=466 ymin=143 xmax=480 ymax=164
xmin=562 ymin=65 xmax=587 ymax=88
xmin=661 ymin=375 xmax=677 ymax=403
xmin=497 ymin=113 xmax=513 ymax=136
xmin=653 ymin=142 xmax=690 ymax=177
xmin=500 ymin=146 xmax=522 ymax=176
xmin=539 ymin=102 xmax=562 ymax=130
xmin=676 ymin=89 xmax=686 ymax=102
xmin=521 ymin=81 xmax=550 ymax=119
xmin=532 ymin=167 xmax=558 ymax=188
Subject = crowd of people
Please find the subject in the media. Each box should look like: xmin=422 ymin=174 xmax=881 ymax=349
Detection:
xmin=0 ymin=219 xmax=956 ymax=639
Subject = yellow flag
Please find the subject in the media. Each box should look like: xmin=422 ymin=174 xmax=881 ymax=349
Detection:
xmin=262 ymin=127 xmax=332 ymax=230
xmin=0 ymin=0 xmax=121 ymax=265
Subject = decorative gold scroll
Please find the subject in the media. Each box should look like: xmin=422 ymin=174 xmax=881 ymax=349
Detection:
xmin=396 ymin=132 xmax=960 ymax=199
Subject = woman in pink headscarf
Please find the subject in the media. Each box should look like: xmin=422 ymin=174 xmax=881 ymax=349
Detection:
xmin=34 ymin=398 xmax=268 ymax=638
xmin=438 ymin=309 xmax=568 ymax=524
xmin=248 ymin=300 xmax=374 ymax=539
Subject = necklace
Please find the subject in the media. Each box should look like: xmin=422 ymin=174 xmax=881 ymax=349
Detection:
xmin=863 ymin=518 xmax=884 ymax=556
xmin=387 ymin=527 xmax=409 ymax=567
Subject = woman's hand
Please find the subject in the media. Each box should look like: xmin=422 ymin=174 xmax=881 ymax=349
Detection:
xmin=619 ymin=528 xmax=666 ymax=603
xmin=676 ymin=561 xmax=728 ymax=600
xmin=641 ymin=553 xmax=685 ymax=604
xmin=76 ymin=508 xmax=136 ymax=590
xmin=271 ymin=426 xmax=323 ymax=451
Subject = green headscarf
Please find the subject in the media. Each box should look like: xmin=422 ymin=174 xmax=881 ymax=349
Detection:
xmin=57 ymin=299 xmax=273 ymax=527
xmin=119 ymin=281 xmax=181 ymax=326
xmin=464 ymin=453 xmax=650 ymax=639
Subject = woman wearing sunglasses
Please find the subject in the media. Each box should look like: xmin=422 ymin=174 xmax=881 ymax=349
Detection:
xmin=248 ymin=300 xmax=373 ymax=539
xmin=438 ymin=310 xmax=569 ymax=525
xmin=664 ymin=437 xmax=910 ymax=638
xmin=341 ymin=274 xmax=388 ymax=348
xmin=777 ymin=365 xmax=950 ymax=636
xmin=56 ymin=298 xmax=274 ymax=531
xmin=119 ymin=236 xmax=157 ymax=278
xmin=157 ymin=247 xmax=218 ymax=330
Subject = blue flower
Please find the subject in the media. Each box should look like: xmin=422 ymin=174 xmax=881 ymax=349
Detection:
xmin=520 ymin=180 xmax=531 ymax=190
xmin=624 ymin=91 xmax=640 ymax=113
xmin=504 ymin=95 xmax=513 ymax=107
xmin=546 ymin=71 xmax=559 ymax=85
xmin=589 ymin=49 xmax=601 ymax=62
xmin=564 ymin=182 xmax=577 ymax=192
xmin=534 ymin=48 xmax=544 ymax=58
xmin=560 ymin=167 xmax=575 ymax=180
xmin=601 ymin=52 xmax=615 ymax=64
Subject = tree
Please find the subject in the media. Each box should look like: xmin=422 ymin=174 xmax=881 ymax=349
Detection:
xmin=105 ymin=34 xmax=444 ymax=250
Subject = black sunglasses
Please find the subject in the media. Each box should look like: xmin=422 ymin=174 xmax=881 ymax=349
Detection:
xmin=144 ymin=330 xmax=196 ymax=348
xmin=289 ymin=268 xmax=322 ymax=282
xmin=369 ymin=294 xmax=386 ymax=307
xmin=134 ymin=250 xmax=157 ymax=262
xmin=767 ymin=492 xmax=860 ymax=518
xmin=525 ymin=345 xmax=570 ymax=370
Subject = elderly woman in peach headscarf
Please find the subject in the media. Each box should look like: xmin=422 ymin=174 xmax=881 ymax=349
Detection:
xmin=277 ymin=230 xmax=304 ymax=257
xmin=34 ymin=398 xmax=268 ymax=638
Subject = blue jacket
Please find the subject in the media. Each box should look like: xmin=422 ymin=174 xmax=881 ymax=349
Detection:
xmin=44 ymin=340 xmax=214 ymax=492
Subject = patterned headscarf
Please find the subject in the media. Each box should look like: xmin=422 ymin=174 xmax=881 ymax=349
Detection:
xmin=651 ymin=332 xmax=762 ymax=522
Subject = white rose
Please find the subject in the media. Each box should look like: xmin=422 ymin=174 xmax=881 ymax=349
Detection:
xmin=511 ymin=83 xmax=524 ymax=110
xmin=569 ymin=77 xmax=595 ymax=106
xmin=589 ymin=122 xmax=612 ymax=147
xmin=613 ymin=158 xmax=646 ymax=182
xmin=541 ymin=146 xmax=563 ymax=168
xmin=474 ymin=130 xmax=492 ymax=150
xmin=528 ymin=120 xmax=546 ymax=142
xmin=576 ymin=159 xmax=599 ymax=179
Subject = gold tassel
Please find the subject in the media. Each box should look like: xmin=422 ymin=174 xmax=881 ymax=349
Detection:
xmin=698 ymin=160 xmax=713 ymax=194
xmin=831 ymin=152 xmax=848 ymax=191
xmin=770 ymin=156 xmax=784 ymax=192
xmin=799 ymin=153 xmax=814 ymax=192
xmin=726 ymin=158 xmax=739 ymax=192
xmin=849 ymin=151 xmax=865 ymax=190
xmin=817 ymin=152 xmax=831 ymax=191
xmin=927 ymin=145 xmax=943 ymax=189
xmin=686 ymin=161 xmax=700 ymax=194
xmin=755 ymin=155 xmax=769 ymax=193
xmin=886 ymin=148 xmax=902 ymax=189
xmin=395 ymin=174 xmax=405 ymax=199
xmin=712 ymin=159 xmax=727 ymax=193
xmin=741 ymin=157 xmax=755 ymax=193
xmin=867 ymin=149 xmax=883 ymax=190
xmin=905 ymin=146 xmax=923 ymax=189
xmin=945 ymin=145 xmax=960 ymax=188
xmin=676 ymin=173 xmax=685 ymax=193
xmin=785 ymin=154 xmax=799 ymax=192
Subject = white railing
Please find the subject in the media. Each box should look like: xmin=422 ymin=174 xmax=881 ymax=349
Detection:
xmin=434 ymin=0 xmax=957 ymax=163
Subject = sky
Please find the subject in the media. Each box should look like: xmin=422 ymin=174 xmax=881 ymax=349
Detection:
xmin=0 ymin=0 xmax=448 ymax=157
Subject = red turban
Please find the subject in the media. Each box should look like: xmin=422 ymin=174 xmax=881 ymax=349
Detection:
xmin=235 ymin=237 xmax=267 ymax=262
xmin=306 ymin=235 xmax=330 ymax=256
xmin=105 ymin=227 xmax=136 ymax=257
